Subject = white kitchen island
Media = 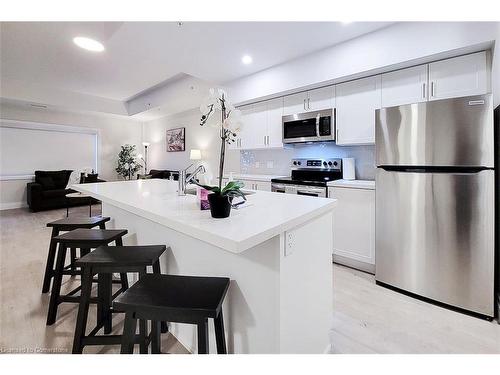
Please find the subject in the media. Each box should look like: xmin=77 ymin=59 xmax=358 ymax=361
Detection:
xmin=74 ymin=179 xmax=336 ymax=354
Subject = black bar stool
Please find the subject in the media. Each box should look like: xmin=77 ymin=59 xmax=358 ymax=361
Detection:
xmin=46 ymin=228 xmax=128 ymax=326
xmin=114 ymin=274 xmax=230 ymax=354
xmin=72 ymin=245 xmax=167 ymax=354
xmin=42 ymin=216 xmax=110 ymax=293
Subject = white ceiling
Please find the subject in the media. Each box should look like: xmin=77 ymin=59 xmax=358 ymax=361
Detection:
xmin=1 ymin=22 xmax=392 ymax=104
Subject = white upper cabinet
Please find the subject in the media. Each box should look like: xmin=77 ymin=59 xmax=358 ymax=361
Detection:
xmin=307 ymin=86 xmax=335 ymax=111
xmin=230 ymin=103 xmax=265 ymax=150
xmin=283 ymin=92 xmax=308 ymax=115
xmin=283 ymin=86 xmax=335 ymax=115
xmin=235 ymin=98 xmax=283 ymax=150
xmin=429 ymin=51 xmax=489 ymax=101
xmin=336 ymin=75 xmax=381 ymax=145
xmin=266 ymin=97 xmax=284 ymax=148
xmin=247 ymin=101 xmax=268 ymax=149
xmin=381 ymin=65 xmax=428 ymax=107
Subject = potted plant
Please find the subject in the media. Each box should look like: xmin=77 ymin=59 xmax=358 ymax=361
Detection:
xmin=198 ymin=88 xmax=246 ymax=218
xmin=116 ymin=144 xmax=141 ymax=180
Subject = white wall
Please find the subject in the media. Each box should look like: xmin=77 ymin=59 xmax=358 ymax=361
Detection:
xmin=227 ymin=22 xmax=500 ymax=107
xmin=0 ymin=102 xmax=143 ymax=209
xmin=143 ymin=109 xmax=240 ymax=185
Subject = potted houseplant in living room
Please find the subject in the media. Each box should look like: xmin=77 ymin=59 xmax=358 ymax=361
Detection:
xmin=116 ymin=144 xmax=141 ymax=180
xmin=197 ymin=88 xmax=246 ymax=218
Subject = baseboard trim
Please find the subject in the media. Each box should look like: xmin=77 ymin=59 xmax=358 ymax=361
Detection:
xmin=0 ymin=201 xmax=27 ymax=210
xmin=333 ymin=254 xmax=375 ymax=274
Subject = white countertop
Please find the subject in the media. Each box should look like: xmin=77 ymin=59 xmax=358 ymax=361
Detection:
xmin=222 ymin=173 xmax=289 ymax=182
xmin=73 ymin=179 xmax=336 ymax=254
xmin=327 ymin=179 xmax=375 ymax=190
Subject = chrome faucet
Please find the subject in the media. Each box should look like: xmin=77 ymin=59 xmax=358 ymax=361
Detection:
xmin=178 ymin=164 xmax=206 ymax=196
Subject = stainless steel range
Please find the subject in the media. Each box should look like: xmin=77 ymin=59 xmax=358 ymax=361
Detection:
xmin=271 ymin=158 xmax=342 ymax=198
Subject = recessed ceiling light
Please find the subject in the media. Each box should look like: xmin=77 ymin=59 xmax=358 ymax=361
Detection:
xmin=73 ymin=36 xmax=105 ymax=52
xmin=242 ymin=55 xmax=253 ymax=65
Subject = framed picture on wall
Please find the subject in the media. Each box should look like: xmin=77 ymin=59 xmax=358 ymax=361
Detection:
xmin=166 ymin=127 xmax=185 ymax=152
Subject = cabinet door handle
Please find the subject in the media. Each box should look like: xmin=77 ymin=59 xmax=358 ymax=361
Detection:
xmin=422 ymin=82 xmax=426 ymax=99
xmin=267 ymin=135 xmax=269 ymax=146
xmin=307 ymin=98 xmax=311 ymax=110
xmin=431 ymin=81 xmax=435 ymax=98
xmin=303 ymin=99 xmax=307 ymax=111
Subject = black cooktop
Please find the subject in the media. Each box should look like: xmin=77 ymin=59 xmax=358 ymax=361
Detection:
xmin=271 ymin=169 xmax=342 ymax=187
xmin=270 ymin=178 xmax=332 ymax=187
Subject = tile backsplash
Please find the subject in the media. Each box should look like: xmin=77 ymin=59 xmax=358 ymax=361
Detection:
xmin=240 ymin=143 xmax=376 ymax=180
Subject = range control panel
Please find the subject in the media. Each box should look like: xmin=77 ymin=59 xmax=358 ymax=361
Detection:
xmin=291 ymin=158 xmax=342 ymax=170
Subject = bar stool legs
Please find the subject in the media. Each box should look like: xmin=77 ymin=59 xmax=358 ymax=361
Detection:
xmin=197 ymin=319 xmax=209 ymax=354
xmin=42 ymin=227 xmax=59 ymax=293
xmin=97 ymin=273 xmax=113 ymax=334
xmin=72 ymin=267 xmax=93 ymax=354
xmin=151 ymin=321 xmax=161 ymax=354
xmin=120 ymin=312 xmax=137 ymax=354
xmin=116 ymin=237 xmax=129 ymax=292
xmin=214 ymin=311 xmax=227 ymax=354
xmin=46 ymin=241 xmax=67 ymax=325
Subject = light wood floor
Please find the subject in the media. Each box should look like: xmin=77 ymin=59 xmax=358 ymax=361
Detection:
xmin=1 ymin=206 xmax=499 ymax=354
xmin=0 ymin=205 xmax=189 ymax=354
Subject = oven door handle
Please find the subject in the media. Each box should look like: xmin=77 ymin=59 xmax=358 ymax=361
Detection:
xmin=296 ymin=188 xmax=325 ymax=196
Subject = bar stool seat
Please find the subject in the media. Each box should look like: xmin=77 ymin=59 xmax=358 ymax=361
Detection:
xmin=114 ymin=274 xmax=230 ymax=354
xmin=54 ymin=228 xmax=128 ymax=246
xmin=72 ymin=245 xmax=167 ymax=354
xmin=46 ymin=228 xmax=128 ymax=326
xmin=47 ymin=216 xmax=111 ymax=230
xmin=76 ymin=245 xmax=166 ymax=269
xmin=42 ymin=216 xmax=110 ymax=294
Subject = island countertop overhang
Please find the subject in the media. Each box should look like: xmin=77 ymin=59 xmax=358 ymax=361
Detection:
xmin=73 ymin=179 xmax=337 ymax=253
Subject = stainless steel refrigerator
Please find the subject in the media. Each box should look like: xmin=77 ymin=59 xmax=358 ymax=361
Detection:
xmin=375 ymin=94 xmax=495 ymax=318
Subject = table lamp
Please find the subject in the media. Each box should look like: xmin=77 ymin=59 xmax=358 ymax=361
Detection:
xmin=190 ymin=149 xmax=202 ymax=161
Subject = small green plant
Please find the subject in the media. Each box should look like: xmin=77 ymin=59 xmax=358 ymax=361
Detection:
xmin=197 ymin=180 xmax=246 ymax=200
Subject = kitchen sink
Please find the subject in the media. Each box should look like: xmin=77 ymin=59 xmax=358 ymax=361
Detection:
xmin=185 ymin=188 xmax=255 ymax=196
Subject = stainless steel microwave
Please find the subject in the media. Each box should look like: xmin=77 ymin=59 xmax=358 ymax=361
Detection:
xmin=282 ymin=108 xmax=335 ymax=144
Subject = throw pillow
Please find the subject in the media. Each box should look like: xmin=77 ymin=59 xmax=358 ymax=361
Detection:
xmin=38 ymin=176 xmax=56 ymax=190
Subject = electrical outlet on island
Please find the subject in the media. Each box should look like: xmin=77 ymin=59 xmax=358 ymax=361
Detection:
xmin=267 ymin=161 xmax=274 ymax=169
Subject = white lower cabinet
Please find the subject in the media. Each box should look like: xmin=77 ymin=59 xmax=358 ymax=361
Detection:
xmin=216 ymin=178 xmax=271 ymax=191
xmin=329 ymin=186 xmax=375 ymax=273
xmin=243 ymin=179 xmax=271 ymax=191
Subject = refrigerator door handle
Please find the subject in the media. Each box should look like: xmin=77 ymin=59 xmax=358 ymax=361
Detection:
xmin=378 ymin=166 xmax=493 ymax=173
